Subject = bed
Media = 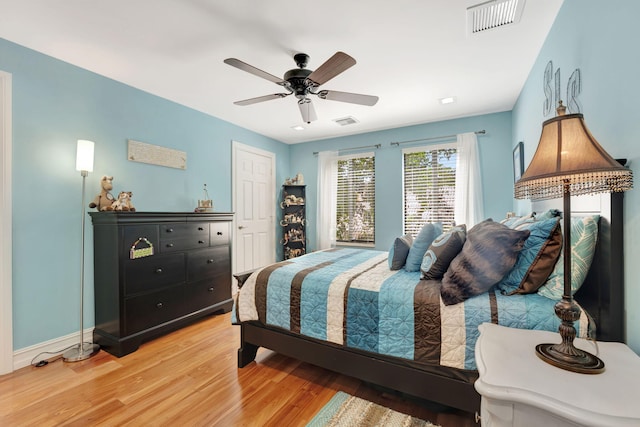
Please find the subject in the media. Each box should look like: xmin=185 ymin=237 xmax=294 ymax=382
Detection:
xmin=232 ymin=193 xmax=624 ymax=414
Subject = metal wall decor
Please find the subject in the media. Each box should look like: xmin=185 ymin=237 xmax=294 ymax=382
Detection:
xmin=543 ymin=60 xmax=582 ymax=117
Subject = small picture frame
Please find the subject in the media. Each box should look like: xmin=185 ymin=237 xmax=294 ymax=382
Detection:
xmin=513 ymin=141 xmax=524 ymax=182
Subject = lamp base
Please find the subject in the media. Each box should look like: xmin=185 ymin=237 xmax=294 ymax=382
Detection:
xmin=62 ymin=342 xmax=100 ymax=362
xmin=536 ymin=343 xmax=605 ymax=374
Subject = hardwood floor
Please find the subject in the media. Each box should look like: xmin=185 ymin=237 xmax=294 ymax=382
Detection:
xmin=0 ymin=313 xmax=477 ymax=426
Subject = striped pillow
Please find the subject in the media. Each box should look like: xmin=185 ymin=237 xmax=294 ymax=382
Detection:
xmin=441 ymin=219 xmax=530 ymax=305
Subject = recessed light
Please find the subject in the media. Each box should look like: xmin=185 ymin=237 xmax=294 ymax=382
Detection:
xmin=440 ymin=96 xmax=456 ymax=105
xmin=291 ymin=125 xmax=305 ymax=131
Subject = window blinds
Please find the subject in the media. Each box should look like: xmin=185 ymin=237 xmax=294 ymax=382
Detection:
xmin=336 ymin=153 xmax=375 ymax=243
xmin=403 ymin=144 xmax=457 ymax=236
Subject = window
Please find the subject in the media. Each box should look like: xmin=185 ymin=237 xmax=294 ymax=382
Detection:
xmin=403 ymin=144 xmax=457 ymax=236
xmin=336 ymin=153 xmax=375 ymax=244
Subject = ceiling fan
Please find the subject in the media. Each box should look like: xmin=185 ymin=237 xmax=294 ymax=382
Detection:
xmin=224 ymin=52 xmax=379 ymax=124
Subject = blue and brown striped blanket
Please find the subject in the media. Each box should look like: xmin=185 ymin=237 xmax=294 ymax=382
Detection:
xmin=234 ymin=248 xmax=591 ymax=370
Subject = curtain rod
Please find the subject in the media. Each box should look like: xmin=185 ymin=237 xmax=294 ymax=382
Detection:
xmin=313 ymin=143 xmax=381 ymax=156
xmin=390 ymin=130 xmax=486 ymax=146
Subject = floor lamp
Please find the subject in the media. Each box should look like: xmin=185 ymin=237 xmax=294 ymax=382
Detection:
xmin=63 ymin=140 xmax=100 ymax=362
xmin=514 ymin=102 xmax=633 ymax=373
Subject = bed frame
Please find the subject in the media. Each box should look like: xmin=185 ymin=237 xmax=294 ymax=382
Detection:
xmin=234 ymin=193 xmax=625 ymax=415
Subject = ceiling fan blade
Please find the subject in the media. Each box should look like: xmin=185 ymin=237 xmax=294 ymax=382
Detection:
xmin=307 ymin=52 xmax=356 ymax=86
xmin=234 ymin=93 xmax=290 ymax=106
xmin=298 ymin=99 xmax=317 ymax=124
xmin=224 ymin=58 xmax=286 ymax=85
xmin=317 ymin=90 xmax=379 ymax=106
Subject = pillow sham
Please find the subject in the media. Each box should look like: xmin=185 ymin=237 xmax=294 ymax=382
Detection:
xmin=388 ymin=234 xmax=414 ymax=270
xmin=420 ymin=225 xmax=466 ymax=280
xmin=500 ymin=212 xmax=534 ymax=228
xmin=498 ymin=217 xmax=562 ymax=295
xmin=538 ymin=215 xmax=599 ymax=300
xmin=404 ymin=222 xmax=442 ymax=272
xmin=440 ymin=219 xmax=530 ymax=305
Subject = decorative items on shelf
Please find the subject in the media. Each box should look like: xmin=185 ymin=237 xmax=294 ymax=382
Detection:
xmin=281 ymin=184 xmax=306 ymax=260
xmin=89 ymin=175 xmax=135 ymax=212
xmin=89 ymin=175 xmax=116 ymax=211
xmin=284 ymin=172 xmax=304 ymax=186
xmin=196 ymin=183 xmax=214 ymax=213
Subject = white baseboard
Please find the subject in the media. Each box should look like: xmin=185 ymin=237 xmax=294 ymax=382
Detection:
xmin=12 ymin=328 xmax=95 ymax=371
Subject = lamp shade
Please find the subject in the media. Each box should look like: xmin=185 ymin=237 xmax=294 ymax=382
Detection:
xmin=76 ymin=140 xmax=95 ymax=172
xmin=514 ymin=111 xmax=632 ymax=200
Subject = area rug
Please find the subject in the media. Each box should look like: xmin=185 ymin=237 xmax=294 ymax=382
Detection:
xmin=306 ymin=391 xmax=439 ymax=427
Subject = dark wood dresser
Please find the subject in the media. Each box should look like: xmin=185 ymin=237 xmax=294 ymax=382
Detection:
xmin=89 ymin=212 xmax=233 ymax=357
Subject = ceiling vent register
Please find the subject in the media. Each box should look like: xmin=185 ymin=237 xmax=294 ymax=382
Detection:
xmin=467 ymin=0 xmax=525 ymax=34
xmin=333 ymin=116 xmax=359 ymax=126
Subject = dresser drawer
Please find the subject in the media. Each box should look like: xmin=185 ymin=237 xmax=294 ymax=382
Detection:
xmin=122 ymin=224 xmax=159 ymax=258
xmin=124 ymin=253 xmax=185 ymax=295
xmin=186 ymin=280 xmax=232 ymax=313
xmin=210 ymin=222 xmax=230 ymax=246
xmin=187 ymin=246 xmax=230 ymax=282
xmin=160 ymin=223 xmax=210 ymax=252
xmin=124 ymin=285 xmax=190 ymax=335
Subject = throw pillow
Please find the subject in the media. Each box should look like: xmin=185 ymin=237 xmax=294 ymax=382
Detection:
xmin=498 ymin=217 xmax=562 ymax=295
xmin=535 ymin=209 xmax=562 ymax=221
xmin=440 ymin=219 xmax=530 ymax=305
xmin=404 ymin=222 xmax=443 ymax=272
xmin=388 ymin=234 xmax=414 ymax=270
xmin=538 ymin=215 xmax=599 ymax=300
xmin=420 ymin=225 xmax=466 ymax=280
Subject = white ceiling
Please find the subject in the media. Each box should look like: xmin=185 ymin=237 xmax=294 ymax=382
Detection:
xmin=0 ymin=0 xmax=563 ymax=144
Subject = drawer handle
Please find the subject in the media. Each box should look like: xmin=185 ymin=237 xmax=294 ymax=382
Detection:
xmin=155 ymin=268 xmax=163 ymax=274
xmin=166 ymin=243 xmax=174 ymax=248
xmin=166 ymin=228 xmax=174 ymax=233
xmin=156 ymin=302 xmax=163 ymax=309
xmin=208 ymin=287 xmax=214 ymax=292
xmin=207 ymin=259 xmax=214 ymax=264
xmin=198 ymin=227 xmax=204 ymax=231
xmin=198 ymin=240 xmax=205 ymax=244
xmin=217 ymin=232 xmax=223 ymax=236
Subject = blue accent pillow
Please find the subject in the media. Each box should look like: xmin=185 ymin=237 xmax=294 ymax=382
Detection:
xmin=420 ymin=225 xmax=466 ymax=280
xmin=498 ymin=217 xmax=562 ymax=295
xmin=538 ymin=215 xmax=600 ymax=300
xmin=404 ymin=223 xmax=442 ymax=272
xmin=388 ymin=234 xmax=413 ymax=270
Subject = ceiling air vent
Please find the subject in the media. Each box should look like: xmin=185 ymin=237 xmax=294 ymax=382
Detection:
xmin=333 ymin=116 xmax=359 ymax=126
xmin=467 ymin=0 xmax=525 ymax=35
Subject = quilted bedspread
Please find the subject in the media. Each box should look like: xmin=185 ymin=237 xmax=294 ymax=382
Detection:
xmin=234 ymin=248 xmax=591 ymax=370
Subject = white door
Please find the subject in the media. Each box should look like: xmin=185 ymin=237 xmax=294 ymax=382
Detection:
xmin=232 ymin=142 xmax=276 ymax=290
xmin=0 ymin=70 xmax=13 ymax=374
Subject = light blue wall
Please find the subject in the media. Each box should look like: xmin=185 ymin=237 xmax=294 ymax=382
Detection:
xmin=0 ymin=38 xmax=291 ymax=350
xmin=512 ymin=0 xmax=640 ymax=352
xmin=290 ymin=111 xmax=514 ymax=252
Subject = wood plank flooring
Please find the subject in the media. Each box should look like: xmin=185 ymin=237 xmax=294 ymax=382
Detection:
xmin=0 ymin=313 xmax=477 ymax=426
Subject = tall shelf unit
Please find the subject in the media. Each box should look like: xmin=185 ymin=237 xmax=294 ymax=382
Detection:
xmin=280 ymin=184 xmax=306 ymax=259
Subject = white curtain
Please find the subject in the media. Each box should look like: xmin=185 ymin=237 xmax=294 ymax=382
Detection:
xmin=454 ymin=132 xmax=484 ymax=227
xmin=316 ymin=151 xmax=338 ymax=250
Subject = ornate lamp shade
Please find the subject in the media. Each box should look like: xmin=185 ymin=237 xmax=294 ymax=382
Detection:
xmin=515 ymin=105 xmax=633 ymax=200
xmin=514 ymin=102 xmax=632 ymax=374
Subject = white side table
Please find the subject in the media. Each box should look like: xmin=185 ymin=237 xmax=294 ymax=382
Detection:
xmin=474 ymin=323 xmax=640 ymax=427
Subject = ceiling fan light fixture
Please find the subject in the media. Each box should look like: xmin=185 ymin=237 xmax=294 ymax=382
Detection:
xmin=224 ymin=52 xmax=378 ymax=123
